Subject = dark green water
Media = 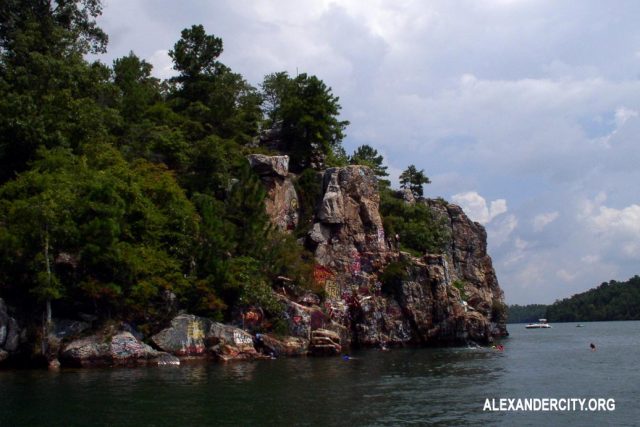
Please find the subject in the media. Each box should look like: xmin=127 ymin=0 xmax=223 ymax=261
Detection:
xmin=1 ymin=321 xmax=639 ymax=426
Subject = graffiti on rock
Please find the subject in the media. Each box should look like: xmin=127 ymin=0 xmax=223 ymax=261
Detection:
xmin=324 ymin=280 xmax=340 ymax=300
xmin=179 ymin=320 xmax=206 ymax=355
xmin=233 ymin=330 xmax=254 ymax=346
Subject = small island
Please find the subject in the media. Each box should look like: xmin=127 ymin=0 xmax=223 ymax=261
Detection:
xmin=0 ymin=2 xmax=507 ymax=369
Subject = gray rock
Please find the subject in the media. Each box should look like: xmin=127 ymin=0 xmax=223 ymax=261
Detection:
xmin=156 ymin=352 xmax=180 ymax=366
xmin=317 ymin=172 xmax=344 ymax=224
xmin=0 ymin=298 xmax=8 ymax=347
xmin=247 ymin=154 xmax=289 ymax=178
xmin=53 ymin=319 xmax=91 ymax=339
xmin=248 ymin=154 xmax=300 ymax=232
xmin=3 ymin=318 xmax=20 ymax=352
xmin=151 ymin=314 xmax=213 ymax=356
xmin=61 ymin=330 xmax=160 ymax=367
xmin=308 ymin=222 xmax=331 ymax=244
xmin=152 ymin=314 xmax=260 ymax=361
xmin=402 ymin=188 xmax=416 ymax=205
xmin=258 ymin=334 xmax=308 ymax=357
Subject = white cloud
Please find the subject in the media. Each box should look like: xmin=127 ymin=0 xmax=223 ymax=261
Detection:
xmin=148 ymin=50 xmax=175 ymax=80
xmin=488 ymin=214 xmax=518 ymax=247
xmin=533 ymin=211 xmax=559 ymax=232
xmin=614 ymin=107 xmax=638 ymax=127
xmin=451 ymin=191 xmax=507 ymax=225
xmin=590 ymin=204 xmax=640 ymax=236
xmin=581 ymin=254 xmax=600 ymax=263
xmin=556 ymin=269 xmax=577 ymax=282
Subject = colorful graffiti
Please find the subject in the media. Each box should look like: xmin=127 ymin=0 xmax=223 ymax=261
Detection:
xmin=243 ymin=308 xmax=263 ymax=328
xmin=349 ymin=249 xmax=361 ymax=273
xmin=324 ymin=280 xmax=340 ymax=300
xmin=233 ymin=330 xmax=254 ymax=346
xmin=314 ymin=265 xmax=334 ymax=283
xmin=180 ymin=320 xmax=206 ymax=355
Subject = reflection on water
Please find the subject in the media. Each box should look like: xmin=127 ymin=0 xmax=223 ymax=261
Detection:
xmin=1 ymin=322 xmax=639 ymax=426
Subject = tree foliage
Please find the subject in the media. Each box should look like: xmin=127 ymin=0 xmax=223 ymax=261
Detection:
xmin=261 ymin=71 xmax=349 ymax=171
xmin=507 ymin=304 xmax=548 ymax=323
xmin=399 ymin=164 xmax=431 ymax=198
xmin=380 ymin=189 xmax=450 ymax=255
xmin=0 ymin=6 xmax=450 ymax=337
xmin=545 ymin=276 xmax=640 ymax=322
xmin=0 ymin=0 xmax=116 ymax=182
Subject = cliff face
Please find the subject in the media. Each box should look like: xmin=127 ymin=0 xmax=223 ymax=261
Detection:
xmin=248 ymin=154 xmax=299 ymax=232
xmin=0 ymin=158 xmax=507 ymax=368
xmin=252 ymin=159 xmax=508 ymax=348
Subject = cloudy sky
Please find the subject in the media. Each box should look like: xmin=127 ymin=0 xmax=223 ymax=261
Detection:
xmin=95 ymin=0 xmax=640 ymax=304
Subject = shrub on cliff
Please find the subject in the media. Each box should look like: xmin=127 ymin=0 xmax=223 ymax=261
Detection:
xmin=380 ymin=260 xmax=411 ymax=295
xmin=380 ymin=190 xmax=450 ymax=255
xmin=293 ymin=168 xmax=323 ymax=237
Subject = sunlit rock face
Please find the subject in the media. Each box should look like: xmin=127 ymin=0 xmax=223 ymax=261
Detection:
xmin=248 ymin=154 xmax=299 ymax=232
xmin=300 ymin=164 xmax=507 ymax=348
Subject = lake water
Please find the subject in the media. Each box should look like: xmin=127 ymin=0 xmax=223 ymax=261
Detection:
xmin=1 ymin=321 xmax=639 ymax=426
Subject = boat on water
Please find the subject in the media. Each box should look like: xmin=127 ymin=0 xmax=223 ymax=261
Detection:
xmin=576 ymin=324 xmax=585 ymax=327
xmin=525 ymin=319 xmax=552 ymax=329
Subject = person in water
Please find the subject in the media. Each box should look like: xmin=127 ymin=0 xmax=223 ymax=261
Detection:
xmin=590 ymin=343 xmax=596 ymax=351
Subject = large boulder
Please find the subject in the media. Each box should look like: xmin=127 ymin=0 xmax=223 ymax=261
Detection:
xmin=248 ymin=154 xmax=289 ymax=178
xmin=0 ymin=298 xmax=21 ymax=359
xmin=151 ymin=314 xmax=213 ymax=357
xmin=257 ymin=334 xmax=309 ymax=357
xmin=151 ymin=314 xmax=262 ymax=361
xmin=248 ymin=154 xmax=299 ymax=232
xmin=60 ymin=330 xmax=174 ymax=367
xmin=0 ymin=298 xmax=8 ymax=347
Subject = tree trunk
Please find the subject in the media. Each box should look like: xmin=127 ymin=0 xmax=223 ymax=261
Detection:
xmin=44 ymin=224 xmax=53 ymax=328
xmin=42 ymin=224 xmax=53 ymax=358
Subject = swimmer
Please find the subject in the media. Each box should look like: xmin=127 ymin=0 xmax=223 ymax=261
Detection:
xmin=590 ymin=343 xmax=596 ymax=351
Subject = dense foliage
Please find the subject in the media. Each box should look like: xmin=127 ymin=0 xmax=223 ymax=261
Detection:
xmin=0 ymin=0 xmax=451 ymax=332
xmin=0 ymin=2 xmax=327 ymax=327
xmin=380 ymin=190 xmax=450 ymax=255
xmin=507 ymin=304 xmax=548 ymax=323
xmin=545 ymin=276 xmax=640 ymax=322
xmin=261 ymin=71 xmax=349 ymax=170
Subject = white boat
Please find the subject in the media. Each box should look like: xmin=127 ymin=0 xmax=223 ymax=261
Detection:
xmin=525 ymin=319 xmax=552 ymax=329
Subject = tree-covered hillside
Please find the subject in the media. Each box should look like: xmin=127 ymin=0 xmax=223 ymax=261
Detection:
xmin=506 ymin=304 xmax=548 ymax=323
xmin=0 ymin=0 xmax=448 ymax=335
xmin=545 ymin=276 xmax=640 ymax=322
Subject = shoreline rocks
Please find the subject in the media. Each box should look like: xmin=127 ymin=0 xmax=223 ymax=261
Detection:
xmin=60 ymin=330 xmax=177 ymax=367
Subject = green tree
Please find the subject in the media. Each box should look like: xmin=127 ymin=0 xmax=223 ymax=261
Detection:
xmin=169 ymin=25 xmax=224 ymax=85
xmin=0 ymin=146 xmax=200 ymax=323
xmin=399 ymin=164 xmax=431 ymax=198
xmin=349 ymin=144 xmax=390 ymax=188
xmin=261 ymin=72 xmax=349 ymax=171
xmin=349 ymin=145 xmax=388 ymax=176
xmin=380 ymin=189 xmax=450 ymax=255
xmin=113 ymin=52 xmax=161 ymax=123
xmin=0 ymin=0 xmax=117 ymax=182
xmin=168 ymin=25 xmax=261 ymax=144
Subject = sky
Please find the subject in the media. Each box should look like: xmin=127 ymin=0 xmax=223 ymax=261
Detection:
xmin=95 ymin=0 xmax=640 ymax=304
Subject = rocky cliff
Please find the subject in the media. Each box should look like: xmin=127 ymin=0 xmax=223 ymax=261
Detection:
xmin=0 ymin=156 xmax=507 ymax=368
xmin=251 ymin=157 xmax=508 ymax=349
